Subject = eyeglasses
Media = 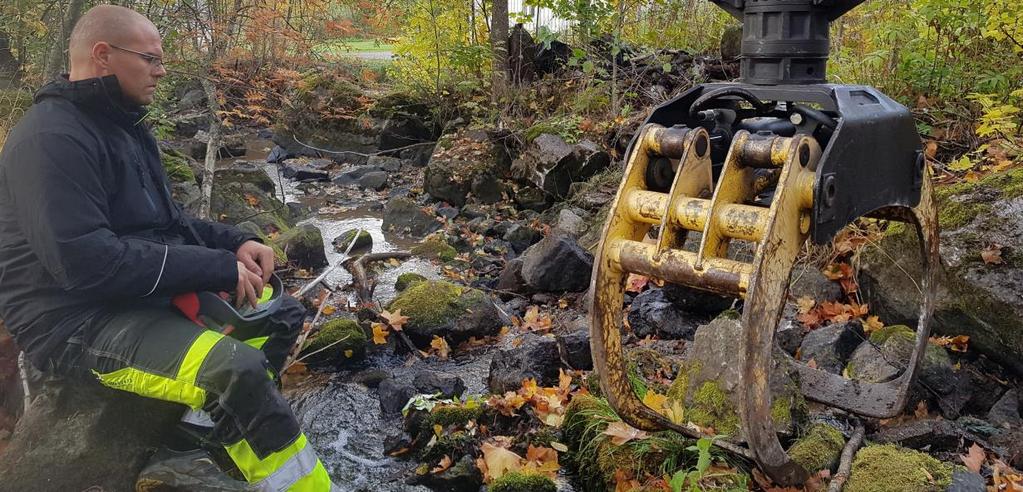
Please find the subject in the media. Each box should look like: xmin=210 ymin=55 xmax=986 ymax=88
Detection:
xmin=109 ymin=44 xmax=164 ymax=68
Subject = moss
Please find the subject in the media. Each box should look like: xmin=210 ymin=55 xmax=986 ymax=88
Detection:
xmin=301 ymin=319 xmax=367 ymax=364
xmin=845 ymin=445 xmax=954 ymax=492
xmin=395 ymin=272 xmax=428 ymax=291
xmin=411 ymin=236 xmax=457 ymax=262
xmin=687 ymin=381 xmax=740 ymax=436
xmin=771 ymin=392 xmax=804 ymax=431
xmin=868 ymin=324 xmax=914 ymax=345
xmin=429 ymin=404 xmax=484 ymax=427
xmin=387 ymin=280 xmax=488 ymax=332
xmin=787 ymin=423 xmax=846 ymax=472
xmin=937 ymin=199 xmax=990 ymax=230
xmin=718 ymin=309 xmax=741 ymax=320
xmin=336 ymin=229 xmax=372 ymax=251
xmin=666 ymin=361 xmax=699 ymax=402
xmin=584 ymin=371 xmax=603 ymax=397
xmin=420 ymin=431 xmax=474 ymax=463
xmin=489 ymin=472 xmax=557 ymax=492
xmin=160 ymin=147 xmax=196 ymax=183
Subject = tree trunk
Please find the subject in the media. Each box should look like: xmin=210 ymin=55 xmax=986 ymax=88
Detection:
xmin=0 ymin=30 xmax=20 ymax=86
xmin=198 ymin=76 xmax=220 ymax=220
xmin=44 ymin=0 xmax=86 ymax=80
xmin=490 ymin=0 xmax=508 ymax=104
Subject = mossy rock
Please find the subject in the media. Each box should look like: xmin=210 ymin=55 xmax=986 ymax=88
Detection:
xmin=845 ymin=445 xmax=954 ymax=492
xmin=300 ymin=319 xmax=367 ymax=365
xmin=420 ymin=431 xmax=475 ymax=464
xmin=411 ymin=236 xmax=457 ymax=262
xmin=387 ymin=280 xmax=502 ymax=344
xmin=333 ymin=229 xmax=372 ymax=253
xmin=786 ymin=423 xmax=845 ymax=473
xmin=489 ymin=472 xmax=556 ymax=492
xmin=271 ymin=223 xmax=327 ymax=270
xmin=395 ymin=272 xmax=428 ymax=291
xmin=429 ymin=403 xmax=484 ymax=428
xmin=160 ymin=147 xmax=196 ymax=184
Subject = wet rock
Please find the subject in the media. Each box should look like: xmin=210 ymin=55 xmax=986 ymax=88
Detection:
xmin=860 ymin=168 xmax=1023 ymax=375
xmin=379 ymin=115 xmax=434 ymax=150
xmin=459 ymin=205 xmax=487 ymax=220
xmin=503 ymin=223 xmax=541 ymax=254
xmin=627 ymin=288 xmax=702 ymax=340
xmin=168 ymin=110 xmax=209 ymax=139
xmin=358 ymin=171 xmax=389 ymax=191
xmin=776 ymin=317 xmax=808 ymax=356
xmin=395 ymin=273 xmax=428 ymax=291
xmin=436 ymin=205 xmax=459 ymax=220
xmin=798 ymin=321 xmax=864 ymax=374
xmin=846 ymin=326 xmax=959 ymax=400
xmin=488 ymin=333 xmax=562 ymax=393
xmin=846 ymin=445 xmax=954 ymax=492
xmin=382 ymin=197 xmax=442 ymax=238
xmin=300 ymin=318 xmax=368 ymax=365
xmin=272 ymin=223 xmax=327 ymax=269
xmin=411 ymin=236 xmax=457 ymax=262
xmin=947 ymin=470 xmax=986 ymax=492
xmin=366 ymin=155 xmax=403 ymax=172
xmin=189 ymin=130 xmax=246 ymax=159
xmin=350 ymin=369 xmax=390 ymax=388
xmin=554 ymin=208 xmax=586 ymax=237
xmin=556 ymin=326 xmax=592 ymax=370
xmin=520 ymin=234 xmax=594 ymax=292
xmin=281 ymin=161 xmax=330 ymax=181
xmin=378 ymin=378 xmax=418 ymax=415
xmin=496 ymin=257 xmax=534 ymax=295
xmin=332 ymin=165 xmax=385 ymax=186
xmin=407 ymin=454 xmax=482 ymax=492
xmin=986 ymin=389 xmax=1021 ymax=429
xmin=388 ymin=280 xmax=504 ymax=345
xmin=333 ymin=229 xmax=373 ymax=253
xmin=0 ymin=379 xmax=181 ymax=491
xmin=412 ymin=371 xmax=466 ymax=399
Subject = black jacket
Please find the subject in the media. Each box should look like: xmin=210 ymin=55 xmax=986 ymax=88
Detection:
xmin=0 ymin=75 xmax=256 ymax=368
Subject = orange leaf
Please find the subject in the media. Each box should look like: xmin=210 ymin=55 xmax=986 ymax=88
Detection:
xmin=961 ymin=443 xmax=985 ymax=473
xmin=982 ymin=244 xmax=1004 ymax=265
xmin=430 ymin=336 xmax=451 ymax=359
xmin=476 ymin=441 xmax=524 ymax=482
xmin=372 ymin=323 xmax=389 ymax=345
xmin=431 ymin=455 xmax=453 ymax=474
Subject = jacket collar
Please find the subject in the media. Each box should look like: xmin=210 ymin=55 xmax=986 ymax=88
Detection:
xmin=35 ymin=74 xmax=147 ymax=128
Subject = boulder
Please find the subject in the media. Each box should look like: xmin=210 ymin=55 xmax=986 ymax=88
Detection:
xmin=366 ymin=155 xmax=403 ymax=172
xmin=332 ymin=165 xmax=385 ymax=186
xmin=399 ymin=143 xmax=436 ymax=168
xmin=424 ymin=130 xmax=512 ymax=206
xmin=845 ymin=445 xmax=954 ymax=492
xmin=378 ymin=115 xmax=434 ymax=150
xmin=272 ymin=223 xmax=327 ymax=270
xmin=176 ymin=88 xmax=207 ymax=111
xmin=378 ymin=378 xmax=418 ymax=415
xmin=411 ymin=236 xmax=458 ymax=262
xmin=0 ymin=378 xmax=181 ymax=491
xmin=407 ymin=454 xmax=482 ymax=492
xmin=387 ymin=280 xmax=504 ymax=345
xmin=519 ymin=234 xmax=594 ymax=292
xmin=412 ymin=371 xmax=466 ymax=399
xmin=554 ymin=208 xmax=587 ymax=237
xmin=168 ymin=110 xmax=209 ymax=139
xmin=470 ymin=174 xmax=505 ymax=204
xmin=332 ymin=229 xmax=373 ymax=253
xmin=797 ymin=321 xmax=864 ymax=374
xmin=281 ymin=163 xmax=329 ymax=182
xmin=845 ymin=325 xmax=958 ymax=400
xmin=358 ymin=171 xmax=389 ymax=191
xmin=627 ymin=288 xmax=703 ymax=340
xmin=382 ymin=197 xmax=442 ymax=238
xmin=299 ymin=319 xmax=368 ymax=366
xmin=556 ymin=326 xmax=592 ymax=370
xmin=512 ymin=184 xmax=549 ymax=211
xmin=789 ymin=266 xmax=844 ymax=303
xmin=502 ymin=223 xmax=541 ymax=254
xmin=511 ymin=134 xmax=611 ymax=199
xmin=860 ymin=168 xmax=1023 ymax=375
xmin=487 ymin=333 xmax=562 ymax=393
xmin=986 ymin=388 xmax=1021 ymax=429
xmin=395 ymin=273 xmax=428 ymax=291
xmin=495 ymin=257 xmax=534 ymax=295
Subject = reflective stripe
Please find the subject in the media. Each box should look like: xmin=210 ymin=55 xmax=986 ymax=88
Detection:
xmin=244 ymin=336 xmax=270 ymax=350
xmin=93 ymin=330 xmax=224 ymax=410
xmin=225 ymin=434 xmax=332 ymax=491
xmin=143 ymin=244 xmax=169 ymax=297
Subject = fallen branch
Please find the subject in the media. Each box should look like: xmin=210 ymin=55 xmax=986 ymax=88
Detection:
xmin=283 ymin=288 xmax=330 ymax=372
xmin=829 ymin=421 xmax=865 ymax=492
xmin=294 ymin=227 xmax=365 ymax=298
xmin=292 ymin=136 xmax=435 ymax=159
xmin=343 ymin=251 xmax=412 ymax=304
xmin=18 ymin=351 xmax=31 ymax=413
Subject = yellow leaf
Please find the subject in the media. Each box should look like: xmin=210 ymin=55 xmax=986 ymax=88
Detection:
xmin=796 ymin=296 xmax=816 ymax=315
xmin=321 ymin=305 xmax=336 ymax=316
xmin=948 ymin=155 xmax=974 ymax=172
xmin=476 ymin=442 xmax=524 ymax=482
xmin=863 ymin=315 xmax=884 ymax=334
xmin=433 ymin=424 xmax=443 ymax=437
xmin=344 ymin=349 xmax=353 ymax=358
xmin=381 ymin=309 xmax=410 ymax=332
xmin=642 ymin=391 xmax=668 ymax=412
xmin=430 ymin=336 xmax=451 ymax=359
xmin=372 ymin=323 xmax=390 ymax=345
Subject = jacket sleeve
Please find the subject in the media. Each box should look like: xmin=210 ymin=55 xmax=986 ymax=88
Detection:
xmin=4 ymin=132 xmax=239 ymax=300
xmin=179 ymin=210 xmax=261 ymax=252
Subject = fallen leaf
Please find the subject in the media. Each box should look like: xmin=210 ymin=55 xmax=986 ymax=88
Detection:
xmin=603 ymin=421 xmax=649 ymax=445
xmin=961 ymin=443 xmax=985 ymax=473
xmin=321 ymin=305 xmax=336 ymax=316
xmin=625 ymin=273 xmax=650 ymax=293
xmin=863 ymin=315 xmax=885 ymax=334
xmin=381 ymin=309 xmax=410 ymax=331
xmin=432 ymin=455 xmax=453 ymax=474
xmin=550 ymin=441 xmax=568 ymax=452
xmin=925 ymin=141 xmax=938 ymax=159
xmin=519 ymin=306 xmax=553 ymax=333
xmin=982 ymin=244 xmax=1004 ymax=265
xmin=430 ymin=336 xmax=451 ymax=359
xmin=796 ymin=296 xmax=816 ymax=315
xmin=914 ymin=400 xmax=930 ymax=419
xmin=476 ymin=441 xmax=524 ymax=482
xmin=522 ymin=445 xmax=560 ymax=478
xmin=372 ymin=323 xmax=390 ymax=345
xmin=806 ymin=358 xmax=818 ymax=370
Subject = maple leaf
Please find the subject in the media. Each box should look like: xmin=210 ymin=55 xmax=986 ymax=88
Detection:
xmin=431 ymin=455 xmax=453 ymax=474
xmin=476 ymin=442 xmax=523 ymax=482
xmin=612 ymin=468 xmax=642 ymax=492
xmin=982 ymin=244 xmax=1005 ymax=265
xmin=522 ymin=445 xmax=560 ymax=478
xmin=380 ymin=309 xmax=409 ymax=332
xmin=243 ymin=193 xmax=260 ymax=207
xmin=371 ymin=323 xmax=390 ymax=345
xmin=961 ymin=443 xmax=985 ymax=473
xmin=519 ymin=378 xmax=539 ymax=399
xmin=486 ymin=392 xmax=527 ymax=416
xmin=625 ymin=273 xmax=650 ymax=293
xmin=519 ymin=306 xmax=553 ymax=333
xmin=603 ymin=421 xmax=648 ymax=445
xmin=430 ymin=336 xmax=451 ymax=359
xmin=863 ymin=315 xmax=885 ymax=334
xmin=796 ymin=296 xmax=816 ymax=314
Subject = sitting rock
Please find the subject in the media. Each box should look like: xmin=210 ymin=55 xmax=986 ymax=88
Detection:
xmin=411 ymin=235 xmax=457 ymax=262
xmin=382 ymin=197 xmax=442 ymax=238
xmin=487 ymin=333 xmax=561 ymax=393
xmin=272 ymin=223 xmax=327 ymax=270
xmin=377 ymin=371 xmax=467 ymax=415
xmin=332 ymin=229 xmax=373 ymax=253
xmin=0 ymin=378 xmax=182 ymax=491
xmin=366 ymin=155 xmax=403 ymax=172
xmin=358 ymin=171 xmax=389 ymax=191
xmin=299 ymin=319 xmax=368 ymax=366
xmin=395 ymin=272 xmax=428 ymax=291
xmin=519 ymin=234 xmax=594 ymax=292
xmin=797 ymin=320 xmax=864 ymax=374
xmin=387 ymin=280 xmax=503 ymax=345
xmin=424 ymin=130 xmax=511 ymax=206
xmin=986 ymin=388 xmax=1021 ymax=429
xmin=495 ymin=257 xmax=534 ymax=296
xmin=789 ymin=266 xmax=844 ymax=303
xmin=627 ymin=288 xmax=703 ymax=340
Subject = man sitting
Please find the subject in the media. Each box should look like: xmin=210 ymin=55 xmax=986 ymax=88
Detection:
xmin=0 ymin=5 xmax=335 ymax=490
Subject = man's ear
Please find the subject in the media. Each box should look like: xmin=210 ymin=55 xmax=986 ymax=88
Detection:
xmin=91 ymin=42 xmax=112 ymax=72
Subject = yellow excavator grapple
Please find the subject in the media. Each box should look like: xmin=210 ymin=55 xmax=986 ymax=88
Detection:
xmin=587 ymin=0 xmax=940 ymax=486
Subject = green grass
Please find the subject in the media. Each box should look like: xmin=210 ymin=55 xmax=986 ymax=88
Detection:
xmin=316 ymin=38 xmax=394 ymax=55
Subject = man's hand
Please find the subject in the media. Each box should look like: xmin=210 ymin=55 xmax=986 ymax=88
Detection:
xmin=236 ymin=240 xmax=275 ymax=284
xmin=236 ymin=261 xmax=263 ymax=309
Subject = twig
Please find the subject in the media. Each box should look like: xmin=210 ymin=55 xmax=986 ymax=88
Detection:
xmin=829 ymin=422 xmax=865 ymax=492
xmin=294 ymin=334 xmax=352 ymax=364
xmin=291 ymin=135 xmax=436 ymax=158
xmin=284 ymin=288 xmax=330 ymax=371
xmin=18 ymin=351 xmax=31 ymax=413
xmin=343 ymin=251 xmax=412 ymax=304
xmin=294 ymin=227 xmax=365 ymax=298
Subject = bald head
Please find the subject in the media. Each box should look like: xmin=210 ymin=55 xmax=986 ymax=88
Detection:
xmin=68 ymin=5 xmax=165 ymax=105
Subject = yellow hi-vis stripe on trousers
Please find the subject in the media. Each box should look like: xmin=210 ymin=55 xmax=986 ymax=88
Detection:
xmin=226 ymin=433 xmax=332 ymax=491
xmin=93 ymin=330 xmax=224 ymax=409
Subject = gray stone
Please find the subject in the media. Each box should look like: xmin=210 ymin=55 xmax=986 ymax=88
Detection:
xmin=987 ymin=389 xmax=1021 ymax=429
xmin=332 ymin=165 xmax=385 ymax=186
xmin=496 ymin=257 xmax=533 ymax=295
xmin=557 ymin=326 xmax=592 ymax=370
xmin=520 ymin=234 xmax=594 ymax=292
xmin=366 ymin=155 xmax=403 ymax=172
xmin=869 ymin=419 xmax=990 ymax=453
xmin=358 ymin=171 xmax=389 ymax=191
xmin=947 ymin=470 xmax=986 ymax=492
xmin=378 ymin=378 xmax=417 ymax=415
xmin=798 ymin=321 xmax=864 ymax=374
xmin=273 ymin=223 xmax=327 ymax=269
xmin=846 ymin=341 xmax=900 ymax=383
xmin=332 ymin=229 xmax=373 ymax=253
xmin=512 ymin=185 xmax=549 ymax=211
xmin=627 ymin=288 xmax=702 ymax=340
xmin=776 ymin=317 xmax=807 ymax=356
xmin=382 ymin=197 xmax=442 ymax=238
xmin=789 ymin=266 xmax=844 ymax=302
xmin=378 ymin=116 xmax=433 ymax=150
xmin=487 ymin=334 xmax=561 ymax=393
xmin=282 ymin=163 xmax=329 ymax=182
xmin=177 ymin=88 xmax=207 ymax=111
xmin=502 ymin=223 xmax=541 ymax=254
xmin=555 ymin=208 xmax=587 ymax=237
xmin=412 ymin=371 xmax=466 ymax=399
xmin=470 ymin=174 xmax=505 ymax=204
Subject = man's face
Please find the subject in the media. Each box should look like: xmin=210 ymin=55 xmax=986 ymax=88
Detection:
xmin=102 ymin=25 xmax=166 ymax=106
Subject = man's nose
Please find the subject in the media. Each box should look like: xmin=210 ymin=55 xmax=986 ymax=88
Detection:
xmin=154 ymin=63 xmax=167 ymax=78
